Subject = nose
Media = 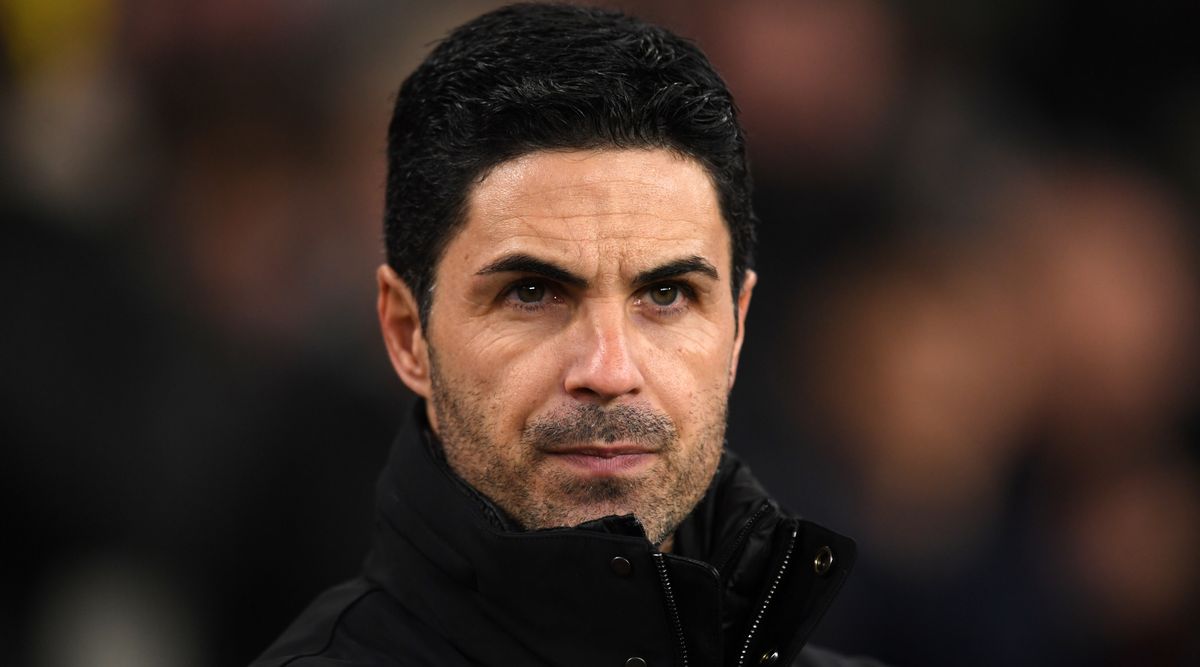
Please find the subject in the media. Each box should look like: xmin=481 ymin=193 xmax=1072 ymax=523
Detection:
xmin=563 ymin=301 xmax=645 ymax=403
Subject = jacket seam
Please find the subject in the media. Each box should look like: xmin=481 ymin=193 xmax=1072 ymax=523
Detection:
xmin=276 ymin=585 xmax=381 ymax=666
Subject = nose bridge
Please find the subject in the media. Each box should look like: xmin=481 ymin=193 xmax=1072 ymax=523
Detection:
xmin=565 ymin=297 xmax=643 ymax=401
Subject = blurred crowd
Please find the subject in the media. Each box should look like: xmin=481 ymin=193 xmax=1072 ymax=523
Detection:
xmin=3 ymin=1 xmax=1198 ymax=666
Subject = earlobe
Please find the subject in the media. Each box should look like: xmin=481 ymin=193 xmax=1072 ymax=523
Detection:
xmin=377 ymin=264 xmax=433 ymax=399
xmin=728 ymin=269 xmax=757 ymax=391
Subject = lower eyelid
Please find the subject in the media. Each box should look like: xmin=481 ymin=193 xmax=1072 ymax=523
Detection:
xmin=642 ymin=297 xmax=689 ymax=315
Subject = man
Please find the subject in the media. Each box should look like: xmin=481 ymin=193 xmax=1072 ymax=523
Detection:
xmin=253 ymin=5 xmax=880 ymax=666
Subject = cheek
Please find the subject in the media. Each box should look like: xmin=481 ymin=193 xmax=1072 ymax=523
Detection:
xmin=437 ymin=321 xmax=568 ymax=425
xmin=637 ymin=325 xmax=734 ymax=421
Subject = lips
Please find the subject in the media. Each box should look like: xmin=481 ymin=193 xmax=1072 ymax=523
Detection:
xmin=544 ymin=444 xmax=656 ymax=458
xmin=541 ymin=443 xmax=658 ymax=476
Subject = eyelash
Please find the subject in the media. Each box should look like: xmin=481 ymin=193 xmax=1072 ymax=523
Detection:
xmin=500 ymin=279 xmax=695 ymax=316
xmin=637 ymin=282 xmax=695 ymax=317
xmin=503 ymin=279 xmax=563 ymax=312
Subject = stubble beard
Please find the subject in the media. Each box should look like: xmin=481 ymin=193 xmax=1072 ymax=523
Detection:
xmin=428 ymin=350 xmax=727 ymax=547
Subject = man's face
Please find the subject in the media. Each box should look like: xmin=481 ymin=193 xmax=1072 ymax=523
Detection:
xmin=408 ymin=148 xmax=753 ymax=547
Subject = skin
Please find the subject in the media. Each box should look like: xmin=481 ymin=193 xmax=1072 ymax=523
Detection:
xmin=378 ymin=148 xmax=755 ymax=549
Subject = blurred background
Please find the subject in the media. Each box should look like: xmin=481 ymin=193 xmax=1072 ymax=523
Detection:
xmin=3 ymin=1 xmax=1199 ymax=665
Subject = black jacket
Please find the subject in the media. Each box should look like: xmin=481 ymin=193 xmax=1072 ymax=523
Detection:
xmin=252 ymin=403 xmax=881 ymax=667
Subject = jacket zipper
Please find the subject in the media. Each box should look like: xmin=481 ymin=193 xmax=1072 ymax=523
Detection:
xmin=714 ymin=500 xmax=772 ymax=574
xmin=652 ymin=552 xmax=689 ymax=667
xmin=734 ymin=524 xmax=798 ymax=667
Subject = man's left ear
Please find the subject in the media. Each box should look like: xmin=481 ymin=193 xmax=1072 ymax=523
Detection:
xmin=728 ymin=269 xmax=757 ymax=390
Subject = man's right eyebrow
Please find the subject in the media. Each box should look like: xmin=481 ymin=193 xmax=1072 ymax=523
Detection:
xmin=475 ymin=253 xmax=589 ymax=288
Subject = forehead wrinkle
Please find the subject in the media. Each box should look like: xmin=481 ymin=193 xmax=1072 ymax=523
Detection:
xmin=457 ymin=148 xmax=730 ymax=287
xmin=478 ymin=211 xmax=717 ymax=244
xmin=475 ymin=167 xmax=718 ymax=222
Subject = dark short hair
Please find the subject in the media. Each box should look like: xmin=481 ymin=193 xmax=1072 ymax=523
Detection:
xmin=384 ymin=3 xmax=755 ymax=326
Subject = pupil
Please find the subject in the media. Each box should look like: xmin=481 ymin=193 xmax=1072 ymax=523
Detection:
xmin=518 ymin=283 xmax=544 ymax=303
xmin=651 ymin=285 xmax=677 ymax=306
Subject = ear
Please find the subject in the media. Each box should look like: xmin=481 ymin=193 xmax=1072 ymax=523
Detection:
xmin=728 ymin=269 xmax=757 ymax=391
xmin=377 ymin=264 xmax=432 ymax=399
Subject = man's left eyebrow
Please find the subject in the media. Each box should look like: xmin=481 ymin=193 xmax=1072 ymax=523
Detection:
xmin=633 ymin=256 xmax=720 ymax=285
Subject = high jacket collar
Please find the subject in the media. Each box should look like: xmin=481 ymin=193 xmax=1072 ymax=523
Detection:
xmin=365 ymin=401 xmax=856 ymax=667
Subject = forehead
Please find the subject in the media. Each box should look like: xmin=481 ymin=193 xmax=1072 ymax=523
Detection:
xmin=454 ymin=148 xmax=728 ymax=269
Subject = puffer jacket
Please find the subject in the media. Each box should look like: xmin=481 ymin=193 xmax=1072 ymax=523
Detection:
xmin=251 ymin=402 xmax=884 ymax=667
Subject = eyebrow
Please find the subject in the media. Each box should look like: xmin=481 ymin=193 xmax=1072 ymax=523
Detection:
xmin=633 ymin=255 xmax=720 ymax=285
xmin=475 ymin=252 xmax=720 ymax=287
xmin=476 ymin=253 xmax=589 ymax=288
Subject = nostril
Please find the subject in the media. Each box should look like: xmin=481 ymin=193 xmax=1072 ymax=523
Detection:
xmin=568 ymin=386 xmax=602 ymax=402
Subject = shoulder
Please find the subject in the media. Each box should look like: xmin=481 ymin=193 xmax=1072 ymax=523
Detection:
xmin=249 ymin=578 xmax=378 ymax=666
xmin=249 ymin=579 xmax=468 ymax=667
xmin=793 ymin=644 xmax=891 ymax=667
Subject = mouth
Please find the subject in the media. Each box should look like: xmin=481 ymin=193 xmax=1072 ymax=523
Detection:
xmin=541 ymin=443 xmax=658 ymax=476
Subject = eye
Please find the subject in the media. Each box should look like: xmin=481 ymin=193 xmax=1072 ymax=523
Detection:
xmin=503 ymin=279 xmax=563 ymax=312
xmin=639 ymin=282 xmax=693 ymax=316
xmin=514 ymin=282 xmax=545 ymax=303
xmin=649 ymin=284 xmax=680 ymax=306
